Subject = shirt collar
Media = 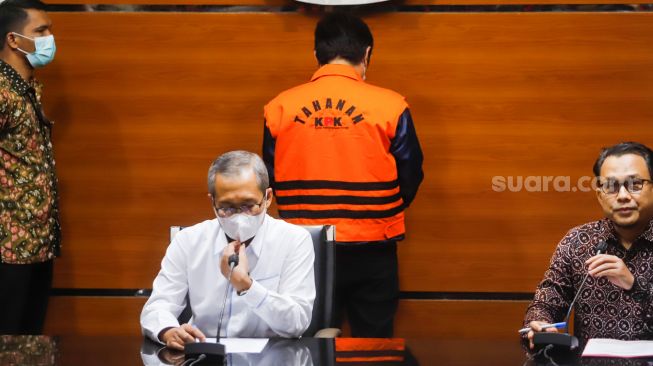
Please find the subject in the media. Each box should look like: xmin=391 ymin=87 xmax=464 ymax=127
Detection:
xmin=310 ymin=64 xmax=363 ymax=83
xmin=0 ymin=59 xmax=32 ymax=96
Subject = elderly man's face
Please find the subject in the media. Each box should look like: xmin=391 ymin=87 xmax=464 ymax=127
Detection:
xmin=596 ymin=154 xmax=653 ymax=229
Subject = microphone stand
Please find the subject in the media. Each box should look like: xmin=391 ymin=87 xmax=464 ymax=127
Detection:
xmin=185 ymin=254 xmax=239 ymax=364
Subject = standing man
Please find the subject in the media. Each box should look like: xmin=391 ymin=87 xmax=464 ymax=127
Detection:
xmin=0 ymin=0 xmax=60 ymax=334
xmin=263 ymin=12 xmax=423 ymax=337
xmin=524 ymin=142 xmax=653 ymax=349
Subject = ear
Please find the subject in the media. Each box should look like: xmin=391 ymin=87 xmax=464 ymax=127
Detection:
xmin=364 ymin=46 xmax=372 ymax=66
xmin=5 ymin=32 xmax=20 ymax=50
xmin=207 ymin=193 xmax=215 ymax=204
xmin=314 ymin=50 xmax=321 ymax=66
xmin=595 ymin=183 xmax=607 ymax=207
xmin=264 ymin=188 xmax=273 ymax=208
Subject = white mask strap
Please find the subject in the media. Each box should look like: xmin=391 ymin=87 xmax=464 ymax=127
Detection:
xmin=10 ymin=32 xmax=33 ymax=55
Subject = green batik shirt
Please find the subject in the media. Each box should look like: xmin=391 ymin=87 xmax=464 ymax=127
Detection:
xmin=0 ymin=60 xmax=61 ymax=264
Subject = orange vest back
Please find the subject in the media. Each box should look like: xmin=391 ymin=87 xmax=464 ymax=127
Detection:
xmin=265 ymin=64 xmax=409 ymax=242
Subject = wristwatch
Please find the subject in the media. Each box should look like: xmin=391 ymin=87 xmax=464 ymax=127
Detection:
xmin=237 ymin=278 xmax=252 ymax=296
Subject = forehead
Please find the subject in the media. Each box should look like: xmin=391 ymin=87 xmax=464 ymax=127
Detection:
xmin=600 ymin=154 xmax=651 ymax=179
xmin=214 ymin=168 xmax=260 ymax=198
xmin=21 ymin=9 xmax=51 ymax=30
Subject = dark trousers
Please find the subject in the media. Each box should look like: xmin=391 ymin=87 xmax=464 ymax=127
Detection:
xmin=0 ymin=260 xmax=53 ymax=334
xmin=335 ymin=241 xmax=399 ymax=338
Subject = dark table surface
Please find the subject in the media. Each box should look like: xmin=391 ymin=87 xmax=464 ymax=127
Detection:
xmin=1 ymin=335 xmax=651 ymax=365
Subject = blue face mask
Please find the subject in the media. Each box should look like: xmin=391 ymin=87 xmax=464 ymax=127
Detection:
xmin=12 ymin=32 xmax=56 ymax=68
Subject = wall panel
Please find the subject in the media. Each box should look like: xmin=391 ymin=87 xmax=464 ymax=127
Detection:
xmin=39 ymin=12 xmax=653 ymax=294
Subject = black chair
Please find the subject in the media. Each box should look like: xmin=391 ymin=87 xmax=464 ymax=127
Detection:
xmin=300 ymin=225 xmax=340 ymax=338
xmin=170 ymin=225 xmax=340 ymax=338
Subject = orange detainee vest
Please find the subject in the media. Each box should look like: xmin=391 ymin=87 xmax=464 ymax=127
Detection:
xmin=265 ymin=64 xmax=409 ymax=242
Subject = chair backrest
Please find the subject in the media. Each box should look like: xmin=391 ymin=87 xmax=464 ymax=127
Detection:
xmin=169 ymin=224 xmax=336 ymax=336
xmin=301 ymin=225 xmax=336 ymax=337
xmin=170 ymin=226 xmax=193 ymax=324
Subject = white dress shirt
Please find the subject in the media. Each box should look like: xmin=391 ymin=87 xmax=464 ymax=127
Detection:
xmin=140 ymin=215 xmax=315 ymax=343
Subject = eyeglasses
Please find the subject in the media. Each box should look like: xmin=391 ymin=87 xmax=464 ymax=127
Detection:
xmin=598 ymin=178 xmax=652 ymax=195
xmin=213 ymin=195 xmax=267 ymax=218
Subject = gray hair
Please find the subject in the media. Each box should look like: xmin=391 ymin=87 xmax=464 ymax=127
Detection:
xmin=208 ymin=151 xmax=269 ymax=197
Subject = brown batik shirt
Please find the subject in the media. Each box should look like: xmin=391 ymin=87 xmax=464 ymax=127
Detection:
xmin=524 ymin=218 xmax=653 ymax=347
xmin=0 ymin=60 xmax=60 ymax=264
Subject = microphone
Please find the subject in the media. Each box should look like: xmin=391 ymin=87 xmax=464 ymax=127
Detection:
xmin=185 ymin=253 xmax=240 ymax=364
xmin=228 ymin=254 xmax=239 ymax=268
xmin=217 ymin=255 xmax=239 ymax=341
xmin=533 ymin=240 xmax=609 ymax=355
xmin=561 ymin=239 xmax=608 ymax=332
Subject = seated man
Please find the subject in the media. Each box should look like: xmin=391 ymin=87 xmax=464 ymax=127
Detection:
xmin=141 ymin=151 xmax=315 ymax=350
xmin=524 ymin=141 xmax=653 ymax=350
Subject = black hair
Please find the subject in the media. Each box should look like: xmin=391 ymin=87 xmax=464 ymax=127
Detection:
xmin=593 ymin=141 xmax=653 ymax=179
xmin=0 ymin=0 xmax=47 ymax=50
xmin=314 ymin=12 xmax=373 ymax=66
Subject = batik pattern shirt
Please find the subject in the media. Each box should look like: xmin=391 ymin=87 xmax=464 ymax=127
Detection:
xmin=524 ymin=218 xmax=653 ymax=347
xmin=0 ymin=60 xmax=60 ymax=264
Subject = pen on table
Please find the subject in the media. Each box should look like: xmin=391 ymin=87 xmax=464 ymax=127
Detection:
xmin=518 ymin=322 xmax=566 ymax=334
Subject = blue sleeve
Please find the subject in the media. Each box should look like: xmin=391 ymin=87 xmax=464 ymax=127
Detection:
xmin=262 ymin=120 xmax=277 ymax=189
xmin=389 ymin=108 xmax=424 ymax=207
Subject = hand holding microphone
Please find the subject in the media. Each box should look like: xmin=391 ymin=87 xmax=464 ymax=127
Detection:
xmin=220 ymin=241 xmax=252 ymax=293
xmin=586 ymin=252 xmax=634 ymax=290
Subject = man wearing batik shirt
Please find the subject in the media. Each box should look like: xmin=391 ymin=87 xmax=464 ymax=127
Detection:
xmin=0 ymin=0 xmax=60 ymax=334
xmin=524 ymin=142 xmax=653 ymax=350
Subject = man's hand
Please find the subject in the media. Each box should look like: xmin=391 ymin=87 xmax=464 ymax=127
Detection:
xmin=220 ymin=240 xmax=241 ymax=278
xmin=526 ymin=321 xmax=559 ymax=350
xmin=160 ymin=324 xmax=206 ymax=350
xmin=220 ymin=241 xmax=252 ymax=292
xmin=586 ymin=254 xmax=634 ymax=290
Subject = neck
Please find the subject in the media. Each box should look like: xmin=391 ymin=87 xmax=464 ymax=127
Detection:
xmin=1 ymin=53 xmax=33 ymax=81
xmin=326 ymin=58 xmax=365 ymax=78
xmin=615 ymin=223 xmax=647 ymax=250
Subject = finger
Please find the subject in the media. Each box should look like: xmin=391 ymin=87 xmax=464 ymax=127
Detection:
xmin=224 ymin=243 xmax=235 ymax=256
xmin=181 ymin=323 xmax=196 ymax=335
xmin=528 ymin=330 xmax=535 ymax=349
xmin=168 ymin=340 xmax=184 ymax=351
xmin=545 ymin=327 xmax=559 ymax=333
xmin=166 ymin=335 xmax=184 ymax=351
xmin=586 ymin=255 xmax=610 ymax=269
xmin=589 ymin=263 xmax=618 ymax=276
xmin=176 ymin=328 xmax=196 ymax=344
xmin=585 ymin=254 xmax=600 ymax=266
xmin=529 ymin=321 xmax=543 ymax=332
xmin=188 ymin=326 xmax=206 ymax=341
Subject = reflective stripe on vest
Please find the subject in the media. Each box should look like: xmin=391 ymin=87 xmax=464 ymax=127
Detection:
xmin=275 ymin=180 xmax=406 ymax=242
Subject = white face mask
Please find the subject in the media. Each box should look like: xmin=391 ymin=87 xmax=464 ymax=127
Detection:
xmin=216 ymin=205 xmax=267 ymax=242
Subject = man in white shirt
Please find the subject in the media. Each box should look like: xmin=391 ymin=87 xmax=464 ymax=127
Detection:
xmin=141 ymin=150 xmax=316 ymax=350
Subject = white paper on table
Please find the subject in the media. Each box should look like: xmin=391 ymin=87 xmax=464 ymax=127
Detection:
xmin=582 ymin=338 xmax=653 ymax=358
xmin=203 ymin=338 xmax=268 ymax=354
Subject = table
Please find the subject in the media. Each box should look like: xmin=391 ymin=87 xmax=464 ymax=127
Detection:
xmin=1 ymin=335 xmax=651 ymax=365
